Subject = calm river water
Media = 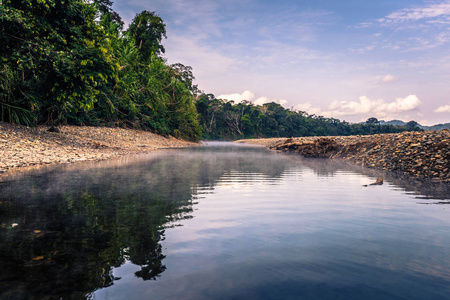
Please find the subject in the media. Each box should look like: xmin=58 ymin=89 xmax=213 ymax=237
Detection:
xmin=1 ymin=142 xmax=450 ymax=299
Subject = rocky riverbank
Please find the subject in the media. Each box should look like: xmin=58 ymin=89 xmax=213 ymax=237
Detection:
xmin=236 ymin=130 xmax=450 ymax=182
xmin=0 ymin=122 xmax=197 ymax=175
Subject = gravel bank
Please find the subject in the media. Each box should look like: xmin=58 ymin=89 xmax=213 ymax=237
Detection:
xmin=0 ymin=122 xmax=197 ymax=175
xmin=236 ymin=130 xmax=450 ymax=182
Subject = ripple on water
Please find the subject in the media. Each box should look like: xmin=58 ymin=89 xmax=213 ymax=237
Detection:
xmin=1 ymin=142 xmax=449 ymax=300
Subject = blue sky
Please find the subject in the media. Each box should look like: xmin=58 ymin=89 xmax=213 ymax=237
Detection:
xmin=113 ymin=0 xmax=450 ymax=125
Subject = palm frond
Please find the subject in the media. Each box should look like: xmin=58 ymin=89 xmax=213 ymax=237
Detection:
xmin=0 ymin=101 xmax=36 ymax=126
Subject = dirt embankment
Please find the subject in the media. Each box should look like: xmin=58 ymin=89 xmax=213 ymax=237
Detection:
xmin=0 ymin=122 xmax=197 ymax=175
xmin=237 ymin=130 xmax=450 ymax=182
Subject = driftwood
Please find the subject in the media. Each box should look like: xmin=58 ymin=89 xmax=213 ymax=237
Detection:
xmin=270 ymin=137 xmax=340 ymax=158
xmin=363 ymin=177 xmax=383 ymax=187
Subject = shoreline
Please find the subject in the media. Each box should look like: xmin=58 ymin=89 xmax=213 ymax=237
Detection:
xmin=236 ymin=130 xmax=450 ymax=183
xmin=0 ymin=122 xmax=197 ymax=176
xmin=2 ymin=122 xmax=449 ymax=183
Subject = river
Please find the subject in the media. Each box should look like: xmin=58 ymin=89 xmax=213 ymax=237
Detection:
xmin=1 ymin=142 xmax=449 ymax=299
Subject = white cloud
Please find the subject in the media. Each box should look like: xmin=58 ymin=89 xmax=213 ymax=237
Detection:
xmin=217 ymin=90 xmax=255 ymax=103
xmin=253 ymin=96 xmax=269 ymax=105
xmin=349 ymin=45 xmax=376 ymax=54
xmin=217 ymin=90 xmax=289 ymax=107
xmin=294 ymin=103 xmax=322 ymax=115
xmin=435 ymin=104 xmax=450 ymax=113
xmin=320 ymin=95 xmax=421 ymax=119
xmin=279 ymin=99 xmax=289 ymax=106
xmin=371 ymin=1 xmax=450 ymax=51
xmin=253 ymin=96 xmax=289 ymax=106
xmin=383 ymin=95 xmax=421 ymax=112
xmin=294 ymin=95 xmax=421 ymax=121
xmin=326 ymin=96 xmax=380 ymax=116
xmin=380 ymin=74 xmax=396 ymax=83
xmin=379 ymin=2 xmax=450 ymax=23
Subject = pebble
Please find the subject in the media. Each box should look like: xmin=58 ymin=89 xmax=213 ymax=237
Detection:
xmin=237 ymin=130 xmax=450 ymax=182
xmin=0 ymin=122 xmax=198 ymax=176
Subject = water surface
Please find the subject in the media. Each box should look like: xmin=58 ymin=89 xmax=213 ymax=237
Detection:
xmin=1 ymin=142 xmax=449 ymax=299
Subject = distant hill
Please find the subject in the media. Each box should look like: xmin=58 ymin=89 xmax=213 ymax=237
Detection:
xmin=379 ymin=120 xmax=407 ymax=126
xmin=379 ymin=120 xmax=450 ymax=131
xmin=422 ymin=123 xmax=450 ymax=131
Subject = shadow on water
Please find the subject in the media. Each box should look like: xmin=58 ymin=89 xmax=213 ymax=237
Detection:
xmin=0 ymin=143 xmax=291 ymax=299
xmin=0 ymin=156 xmax=193 ymax=298
xmin=0 ymin=142 xmax=449 ymax=299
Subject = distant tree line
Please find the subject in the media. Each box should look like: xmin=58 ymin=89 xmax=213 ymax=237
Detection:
xmin=195 ymin=94 xmax=419 ymax=140
xmin=0 ymin=1 xmax=422 ymax=141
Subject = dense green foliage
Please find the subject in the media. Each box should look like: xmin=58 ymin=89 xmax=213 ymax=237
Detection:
xmin=0 ymin=0 xmax=201 ymax=140
xmin=1 ymin=0 xmax=117 ymax=124
xmin=1 ymin=0 xmax=422 ymax=141
xmin=196 ymin=94 xmax=415 ymax=140
xmin=127 ymin=10 xmax=167 ymax=61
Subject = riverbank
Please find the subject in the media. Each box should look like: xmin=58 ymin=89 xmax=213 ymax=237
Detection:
xmin=236 ymin=130 xmax=450 ymax=182
xmin=0 ymin=122 xmax=197 ymax=175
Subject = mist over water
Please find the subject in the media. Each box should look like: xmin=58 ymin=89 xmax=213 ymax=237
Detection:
xmin=1 ymin=142 xmax=449 ymax=299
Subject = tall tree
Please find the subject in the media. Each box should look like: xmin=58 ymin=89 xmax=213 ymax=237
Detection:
xmin=93 ymin=0 xmax=113 ymax=14
xmin=366 ymin=117 xmax=379 ymax=125
xmin=127 ymin=10 xmax=167 ymax=61
xmin=93 ymin=0 xmax=123 ymax=29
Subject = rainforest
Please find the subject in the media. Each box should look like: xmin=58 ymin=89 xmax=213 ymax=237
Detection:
xmin=0 ymin=0 xmax=420 ymax=140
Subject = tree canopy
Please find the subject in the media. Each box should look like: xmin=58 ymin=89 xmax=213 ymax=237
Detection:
xmin=1 ymin=0 xmax=117 ymax=124
xmin=127 ymin=10 xmax=167 ymax=61
xmin=1 ymin=1 xmax=201 ymax=140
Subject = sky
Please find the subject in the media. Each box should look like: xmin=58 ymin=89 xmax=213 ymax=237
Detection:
xmin=112 ymin=0 xmax=450 ymax=125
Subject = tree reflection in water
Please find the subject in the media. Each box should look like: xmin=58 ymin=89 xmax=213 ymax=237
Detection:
xmin=1 ymin=143 xmax=449 ymax=299
xmin=0 ymin=144 xmax=288 ymax=299
xmin=0 ymin=155 xmax=196 ymax=298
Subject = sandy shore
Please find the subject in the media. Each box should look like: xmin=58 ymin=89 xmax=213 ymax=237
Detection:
xmin=236 ymin=130 xmax=450 ymax=182
xmin=0 ymin=122 xmax=197 ymax=175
